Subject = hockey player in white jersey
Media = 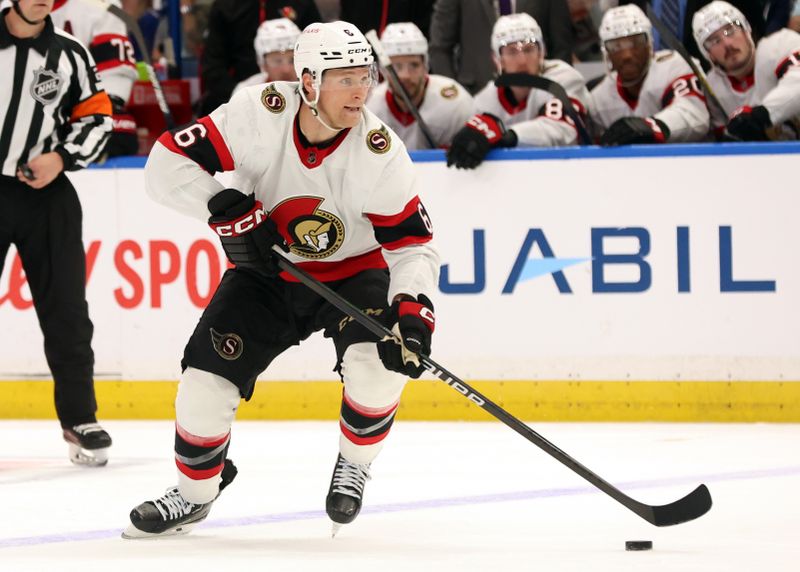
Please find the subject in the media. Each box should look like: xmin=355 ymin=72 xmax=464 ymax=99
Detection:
xmin=232 ymin=17 xmax=300 ymax=95
xmin=693 ymin=1 xmax=800 ymax=140
xmin=366 ymin=22 xmax=473 ymax=150
xmin=446 ymin=13 xmax=590 ymax=169
xmin=590 ymin=5 xmax=709 ymax=146
xmin=50 ymin=0 xmax=139 ymax=156
xmin=123 ymin=21 xmax=439 ymax=539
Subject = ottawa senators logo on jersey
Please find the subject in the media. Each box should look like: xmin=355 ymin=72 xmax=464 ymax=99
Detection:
xmin=269 ymin=196 xmax=345 ymax=259
xmin=261 ymin=84 xmax=286 ymax=113
xmin=30 ymin=68 xmax=64 ymax=105
xmin=366 ymin=126 xmax=391 ymax=154
xmin=210 ymin=328 xmax=244 ymax=360
xmin=440 ymin=84 xmax=459 ymax=99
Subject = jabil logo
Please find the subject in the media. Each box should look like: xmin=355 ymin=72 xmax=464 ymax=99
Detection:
xmin=439 ymin=227 xmax=776 ymax=295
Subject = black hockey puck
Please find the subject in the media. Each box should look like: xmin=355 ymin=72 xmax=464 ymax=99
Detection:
xmin=625 ymin=540 xmax=653 ymax=551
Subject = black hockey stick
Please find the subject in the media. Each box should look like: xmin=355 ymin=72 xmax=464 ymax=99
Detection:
xmin=365 ymin=30 xmax=438 ymax=149
xmin=88 ymin=0 xmax=176 ymax=129
xmin=644 ymin=4 xmax=729 ymax=123
xmin=271 ymin=247 xmax=712 ymax=527
xmin=494 ymin=73 xmax=593 ymax=145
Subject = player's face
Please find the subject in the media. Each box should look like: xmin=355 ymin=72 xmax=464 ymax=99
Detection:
xmin=389 ymin=55 xmax=427 ymax=100
xmin=16 ymin=0 xmax=54 ymax=19
xmin=606 ymin=33 xmax=650 ymax=84
xmin=316 ymin=66 xmax=375 ymax=129
xmin=263 ymin=51 xmax=297 ymax=81
xmin=498 ymin=40 xmax=541 ymax=75
xmin=705 ymin=23 xmax=753 ymax=74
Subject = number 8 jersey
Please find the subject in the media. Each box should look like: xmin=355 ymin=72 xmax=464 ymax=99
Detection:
xmin=472 ymin=59 xmax=590 ymax=147
xmin=589 ymin=50 xmax=710 ymax=142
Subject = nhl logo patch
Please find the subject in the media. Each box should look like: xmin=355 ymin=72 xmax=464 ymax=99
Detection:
xmin=440 ymin=84 xmax=459 ymax=99
xmin=366 ymin=126 xmax=391 ymax=154
xmin=210 ymin=328 xmax=244 ymax=361
xmin=261 ymin=84 xmax=286 ymax=113
xmin=30 ymin=68 xmax=64 ymax=105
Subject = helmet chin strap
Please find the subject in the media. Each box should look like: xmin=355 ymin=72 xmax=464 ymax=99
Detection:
xmin=299 ymin=81 xmax=344 ymax=133
xmin=12 ymin=1 xmax=45 ymax=25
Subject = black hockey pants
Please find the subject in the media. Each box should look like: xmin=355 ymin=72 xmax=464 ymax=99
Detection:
xmin=0 ymin=174 xmax=97 ymax=427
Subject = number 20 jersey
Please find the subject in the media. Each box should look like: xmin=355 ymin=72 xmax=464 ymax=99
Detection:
xmin=589 ymin=50 xmax=710 ymax=142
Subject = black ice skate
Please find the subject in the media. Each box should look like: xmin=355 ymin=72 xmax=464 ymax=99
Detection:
xmin=62 ymin=423 xmax=112 ymax=467
xmin=122 ymin=459 xmax=238 ymax=539
xmin=326 ymin=453 xmax=371 ymax=537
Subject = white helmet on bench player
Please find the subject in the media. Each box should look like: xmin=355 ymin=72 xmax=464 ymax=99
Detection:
xmin=491 ymin=13 xmax=545 ymax=61
xmin=692 ymin=1 xmax=752 ymax=64
xmin=381 ymin=22 xmax=429 ymax=66
xmin=254 ymin=18 xmax=301 ymax=60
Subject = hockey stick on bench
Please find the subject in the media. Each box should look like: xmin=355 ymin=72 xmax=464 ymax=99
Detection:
xmin=271 ymin=247 xmax=713 ymax=527
xmin=495 ymin=73 xmax=593 ymax=145
xmin=87 ymin=0 xmax=176 ymax=129
xmin=366 ymin=29 xmax=438 ymax=149
xmin=644 ymin=4 xmax=728 ymax=123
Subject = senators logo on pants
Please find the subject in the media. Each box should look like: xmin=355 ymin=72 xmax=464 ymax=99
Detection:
xmin=269 ymin=196 xmax=345 ymax=259
xmin=211 ymin=328 xmax=244 ymax=360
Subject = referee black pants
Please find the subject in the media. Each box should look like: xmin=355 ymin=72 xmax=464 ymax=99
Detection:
xmin=0 ymin=174 xmax=97 ymax=427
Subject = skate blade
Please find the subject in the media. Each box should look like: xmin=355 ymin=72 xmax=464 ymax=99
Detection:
xmin=68 ymin=444 xmax=109 ymax=467
xmin=121 ymin=521 xmax=198 ymax=540
xmin=331 ymin=522 xmax=343 ymax=538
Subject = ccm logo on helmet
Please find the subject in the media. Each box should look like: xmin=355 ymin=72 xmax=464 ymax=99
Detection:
xmin=211 ymin=204 xmax=268 ymax=237
xmin=348 ymin=48 xmax=370 ymax=54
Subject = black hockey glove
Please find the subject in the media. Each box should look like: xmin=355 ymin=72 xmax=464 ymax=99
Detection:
xmin=600 ymin=116 xmax=670 ymax=146
xmin=208 ymin=189 xmax=288 ymax=277
xmin=726 ymin=105 xmax=771 ymax=141
xmin=377 ymin=294 xmax=435 ymax=379
xmin=447 ymin=113 xmax=517 ymax=169
xmin=104 ymin=95 xmax=139 ymax=157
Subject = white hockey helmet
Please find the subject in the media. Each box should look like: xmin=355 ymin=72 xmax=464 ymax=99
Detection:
xmin=491 ymin=13 xmax=545 ymax=60
xmin=598 ymin=5 xmax=653 ymax=45
xmin=692 ymin=1 xmax=752 ymax=62
xmin=254 ymin=18 xmax=301 ymax=59
xmin=380 ymin=22 xmax=428 ymax=64
xmin=294 ymin=21 xmax=374 ymax=85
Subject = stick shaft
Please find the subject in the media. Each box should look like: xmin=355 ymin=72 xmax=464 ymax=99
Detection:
xmin=365 ymin=30 xmax=438 ymax=149
xmin=271 ymin=249 xmax=710 ymax=526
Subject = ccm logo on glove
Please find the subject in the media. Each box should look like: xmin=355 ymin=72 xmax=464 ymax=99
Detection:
xmin=209 ymin=202 xmax=268 ymax=237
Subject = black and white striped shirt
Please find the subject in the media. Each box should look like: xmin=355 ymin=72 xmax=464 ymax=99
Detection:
xmin=0 ymin=10 xmax=112 ymax=177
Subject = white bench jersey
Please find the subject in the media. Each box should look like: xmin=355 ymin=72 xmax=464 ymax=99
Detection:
xmin=50 ymin=0 xmax=137 ymax=103
xmin=366 ymin=74 xmax=474 ymax=150
xmin=590 ymin=50 xmax=710 ymax=142
xmin=472 ymin=59 xmax=590 ymax=146
xmin=707 ymin=28 xmax=800 ymax=135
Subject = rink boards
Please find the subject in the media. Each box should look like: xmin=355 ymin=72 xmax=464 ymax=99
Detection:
xmin=1 ymin=143 xmax=798 ymax=421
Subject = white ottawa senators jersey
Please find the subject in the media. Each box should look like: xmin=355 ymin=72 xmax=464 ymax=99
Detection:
xmin=472 ymin=59 xmax=590 ymax=146
xmin=145 ymin=82 xmax=439 ymax=300
xmin=590 ymin=50 xmax=710 ymax=142
xmin=51 ymin=0 xmax=137 ymax=103
xmin=706 ymin=29 xmax=800 ymax=137
xmin=366 ymin=74 xmax=474 ymax=150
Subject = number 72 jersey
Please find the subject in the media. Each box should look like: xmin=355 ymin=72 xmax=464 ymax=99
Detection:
xmin=50 ymin=0 xmax=138 ymax=103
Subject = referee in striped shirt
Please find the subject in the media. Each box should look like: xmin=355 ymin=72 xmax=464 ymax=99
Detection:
xmin=0 ymin=0 xmax=113 ymax=466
